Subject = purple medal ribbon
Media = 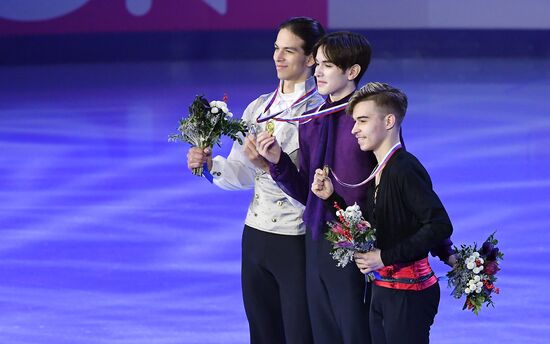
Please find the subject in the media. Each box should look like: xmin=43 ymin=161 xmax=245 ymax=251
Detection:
xmin=275 ymin=101 xmax=348 ymax=123
xmin=256 ymin=81 xmax=318 ymax=123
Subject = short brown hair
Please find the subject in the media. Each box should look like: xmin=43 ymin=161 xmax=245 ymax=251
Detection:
xmin=347 ymin=82 xmax=408 ymax=124
xmin=312 ymin=31 xmax=371 ymax=85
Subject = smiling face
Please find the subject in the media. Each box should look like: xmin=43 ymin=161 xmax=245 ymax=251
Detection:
xmin=314 ymin=45 xmax=357 ymax=101
xmin=273 ymin=28 xmax=314 ymax=83
xmin=351 ymin=100 xmax=391 ymax=152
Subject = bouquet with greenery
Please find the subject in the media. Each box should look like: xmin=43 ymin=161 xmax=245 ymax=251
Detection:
xmin=325 ymin=202 xmax=377 ymax=281
xmin=447 ymin=232 xmax=503 ymax=314
xmin=169 ymin=95 xmax=248 ymax=176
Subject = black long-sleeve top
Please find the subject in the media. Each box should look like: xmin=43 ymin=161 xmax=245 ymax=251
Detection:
xmin=327 ymin=149 xmax=453 ymax=266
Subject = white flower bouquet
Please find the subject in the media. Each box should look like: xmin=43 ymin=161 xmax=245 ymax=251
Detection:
xmin=169 ymin=95 xmax=248 ymax=176
xmin=447 ymin=232 xmax=503 ymax=314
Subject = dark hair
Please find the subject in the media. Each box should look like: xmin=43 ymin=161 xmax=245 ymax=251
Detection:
xmin=312 ymin=31 xmax=372 ymax=85
xmin=347 ymin=82 xmax=408 ymax=124
xmin=278 ymin=17 xmax=325 ymax=56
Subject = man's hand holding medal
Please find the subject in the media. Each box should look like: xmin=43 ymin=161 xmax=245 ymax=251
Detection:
xmin=256 ymin=125 xmax=283 ymax=164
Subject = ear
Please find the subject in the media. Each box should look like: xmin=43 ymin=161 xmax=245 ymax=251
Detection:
xmin=347 ymin=64 xmax=361 ymax=81
xmin=306 ymin=54 xmax=315 ymax=68
xmin=385 ymin=114 xmax=396 ymax=130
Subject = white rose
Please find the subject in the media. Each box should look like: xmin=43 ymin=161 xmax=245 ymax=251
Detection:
xmin=473 ymin=252 xmax=480 ymax=258
xmin=474 ymin=275 xmax=481 ymax=282
xmin=211 ymin=101 xmax=227 ymax=113
xmin=478 ymin=265 xmax=484 ymax=271
xmin=467 ymin=262 xmax=475 ymax=270
xmin=227 ymin=112 xmax=233 ymax=118
xmin=473 ymin=267 xmax=480 ymax=274
xmin=476 ymin=288 xmax=482 ymax=294
xmin=349 ymin=203 xmax=360 ymax=211
xmin=345 ymin=204 xmax=362 ymax=221
xmin=476 ymin=281 xmax=483 ymax=288
xmin=211 ymin=107 xmax=219 ymax=114
xmin=464 ymin=287 xmax=471 ymax=294
xmin=478 ymin=258 xmax=484 ymax=264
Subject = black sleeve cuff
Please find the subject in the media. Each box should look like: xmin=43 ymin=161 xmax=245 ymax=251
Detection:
xmin=324 ymin=192 xmax=347 ymax=212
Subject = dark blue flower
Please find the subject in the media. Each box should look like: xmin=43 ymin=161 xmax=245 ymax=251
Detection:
xmin=480 ymin=241 xmax=494 ymax=256
xmin=487 ymin=247 xmax=499 ymax=261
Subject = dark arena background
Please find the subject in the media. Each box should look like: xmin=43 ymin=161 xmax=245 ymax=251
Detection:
xmin=1 ymin=1 xmax=549 ymax=343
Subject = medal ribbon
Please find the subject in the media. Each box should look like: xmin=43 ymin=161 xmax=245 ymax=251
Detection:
xmin=256 ymin=81 xmax=318 ymax=123
xmin=275 ymin=101 xmax=348 ymax=123
xmin=330 ymin=142 xmax=402 ymax=188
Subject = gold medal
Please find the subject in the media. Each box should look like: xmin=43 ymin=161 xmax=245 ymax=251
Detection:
xmin=266 ymin=120 xmax=275 ymax=136
xmin=323 ymin=165 xmax=330 ymax=177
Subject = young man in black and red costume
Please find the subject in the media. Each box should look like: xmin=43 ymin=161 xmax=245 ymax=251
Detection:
xmin=311 ymin=82 xmax=454 ymax=344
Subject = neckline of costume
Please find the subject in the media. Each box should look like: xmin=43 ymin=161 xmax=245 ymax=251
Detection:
xmin=325 ymin=91 xmax=354 ymax=107
xmin=279 ymin=80 xmax=306 ymax=98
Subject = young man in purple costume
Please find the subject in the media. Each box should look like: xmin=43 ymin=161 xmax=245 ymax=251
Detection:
xmin=257 ymin=33 xmax=455 ymax=344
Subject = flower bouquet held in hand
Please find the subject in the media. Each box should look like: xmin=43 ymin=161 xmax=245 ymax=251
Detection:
xmin=169 ymin=95 xmax=248 ymax=176
xmin=447 ymin=232 xmax=503 ymax=315
xmin=325 ymin=202 xmax=377 ymax=281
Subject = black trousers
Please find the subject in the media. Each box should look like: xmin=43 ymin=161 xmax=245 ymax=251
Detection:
xmin=241 ymin=225 xmax=313 ymax=344
xmin=370 ymin=282 xmax=440 ymax=344
xmin=305 ymin=232 xmax=371 ymax=344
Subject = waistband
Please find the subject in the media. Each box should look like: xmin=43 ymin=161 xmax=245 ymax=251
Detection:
xmin=373 ymin=257 xmax=438 ymax=291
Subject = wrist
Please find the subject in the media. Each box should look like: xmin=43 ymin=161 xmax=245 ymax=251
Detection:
xmin=277 ymin=149 xmax=282 ymax=164
xmin=271 ymin=149 xmax=282 ymax=164
xmin=321 ymin=191 xmax=333 ymax=200
xmin=260 ymin=159 xmax=269 ymax=172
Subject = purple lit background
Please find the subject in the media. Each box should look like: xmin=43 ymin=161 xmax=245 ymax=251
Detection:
xmin=2 ymin=57 xmax=549 ymax=343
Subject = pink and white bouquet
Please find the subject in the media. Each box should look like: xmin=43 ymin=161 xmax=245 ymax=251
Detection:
xmin=325 ymin=202 xmax=377 ymax=281
xmin=447 ymin=232 xmax=503 ymax=314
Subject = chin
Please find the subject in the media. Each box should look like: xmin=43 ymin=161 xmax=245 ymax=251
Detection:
xmin=357 ymin=141 xmax=371 ymax=151
xmin=317 ymin=85 xmax=330 ymax=96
